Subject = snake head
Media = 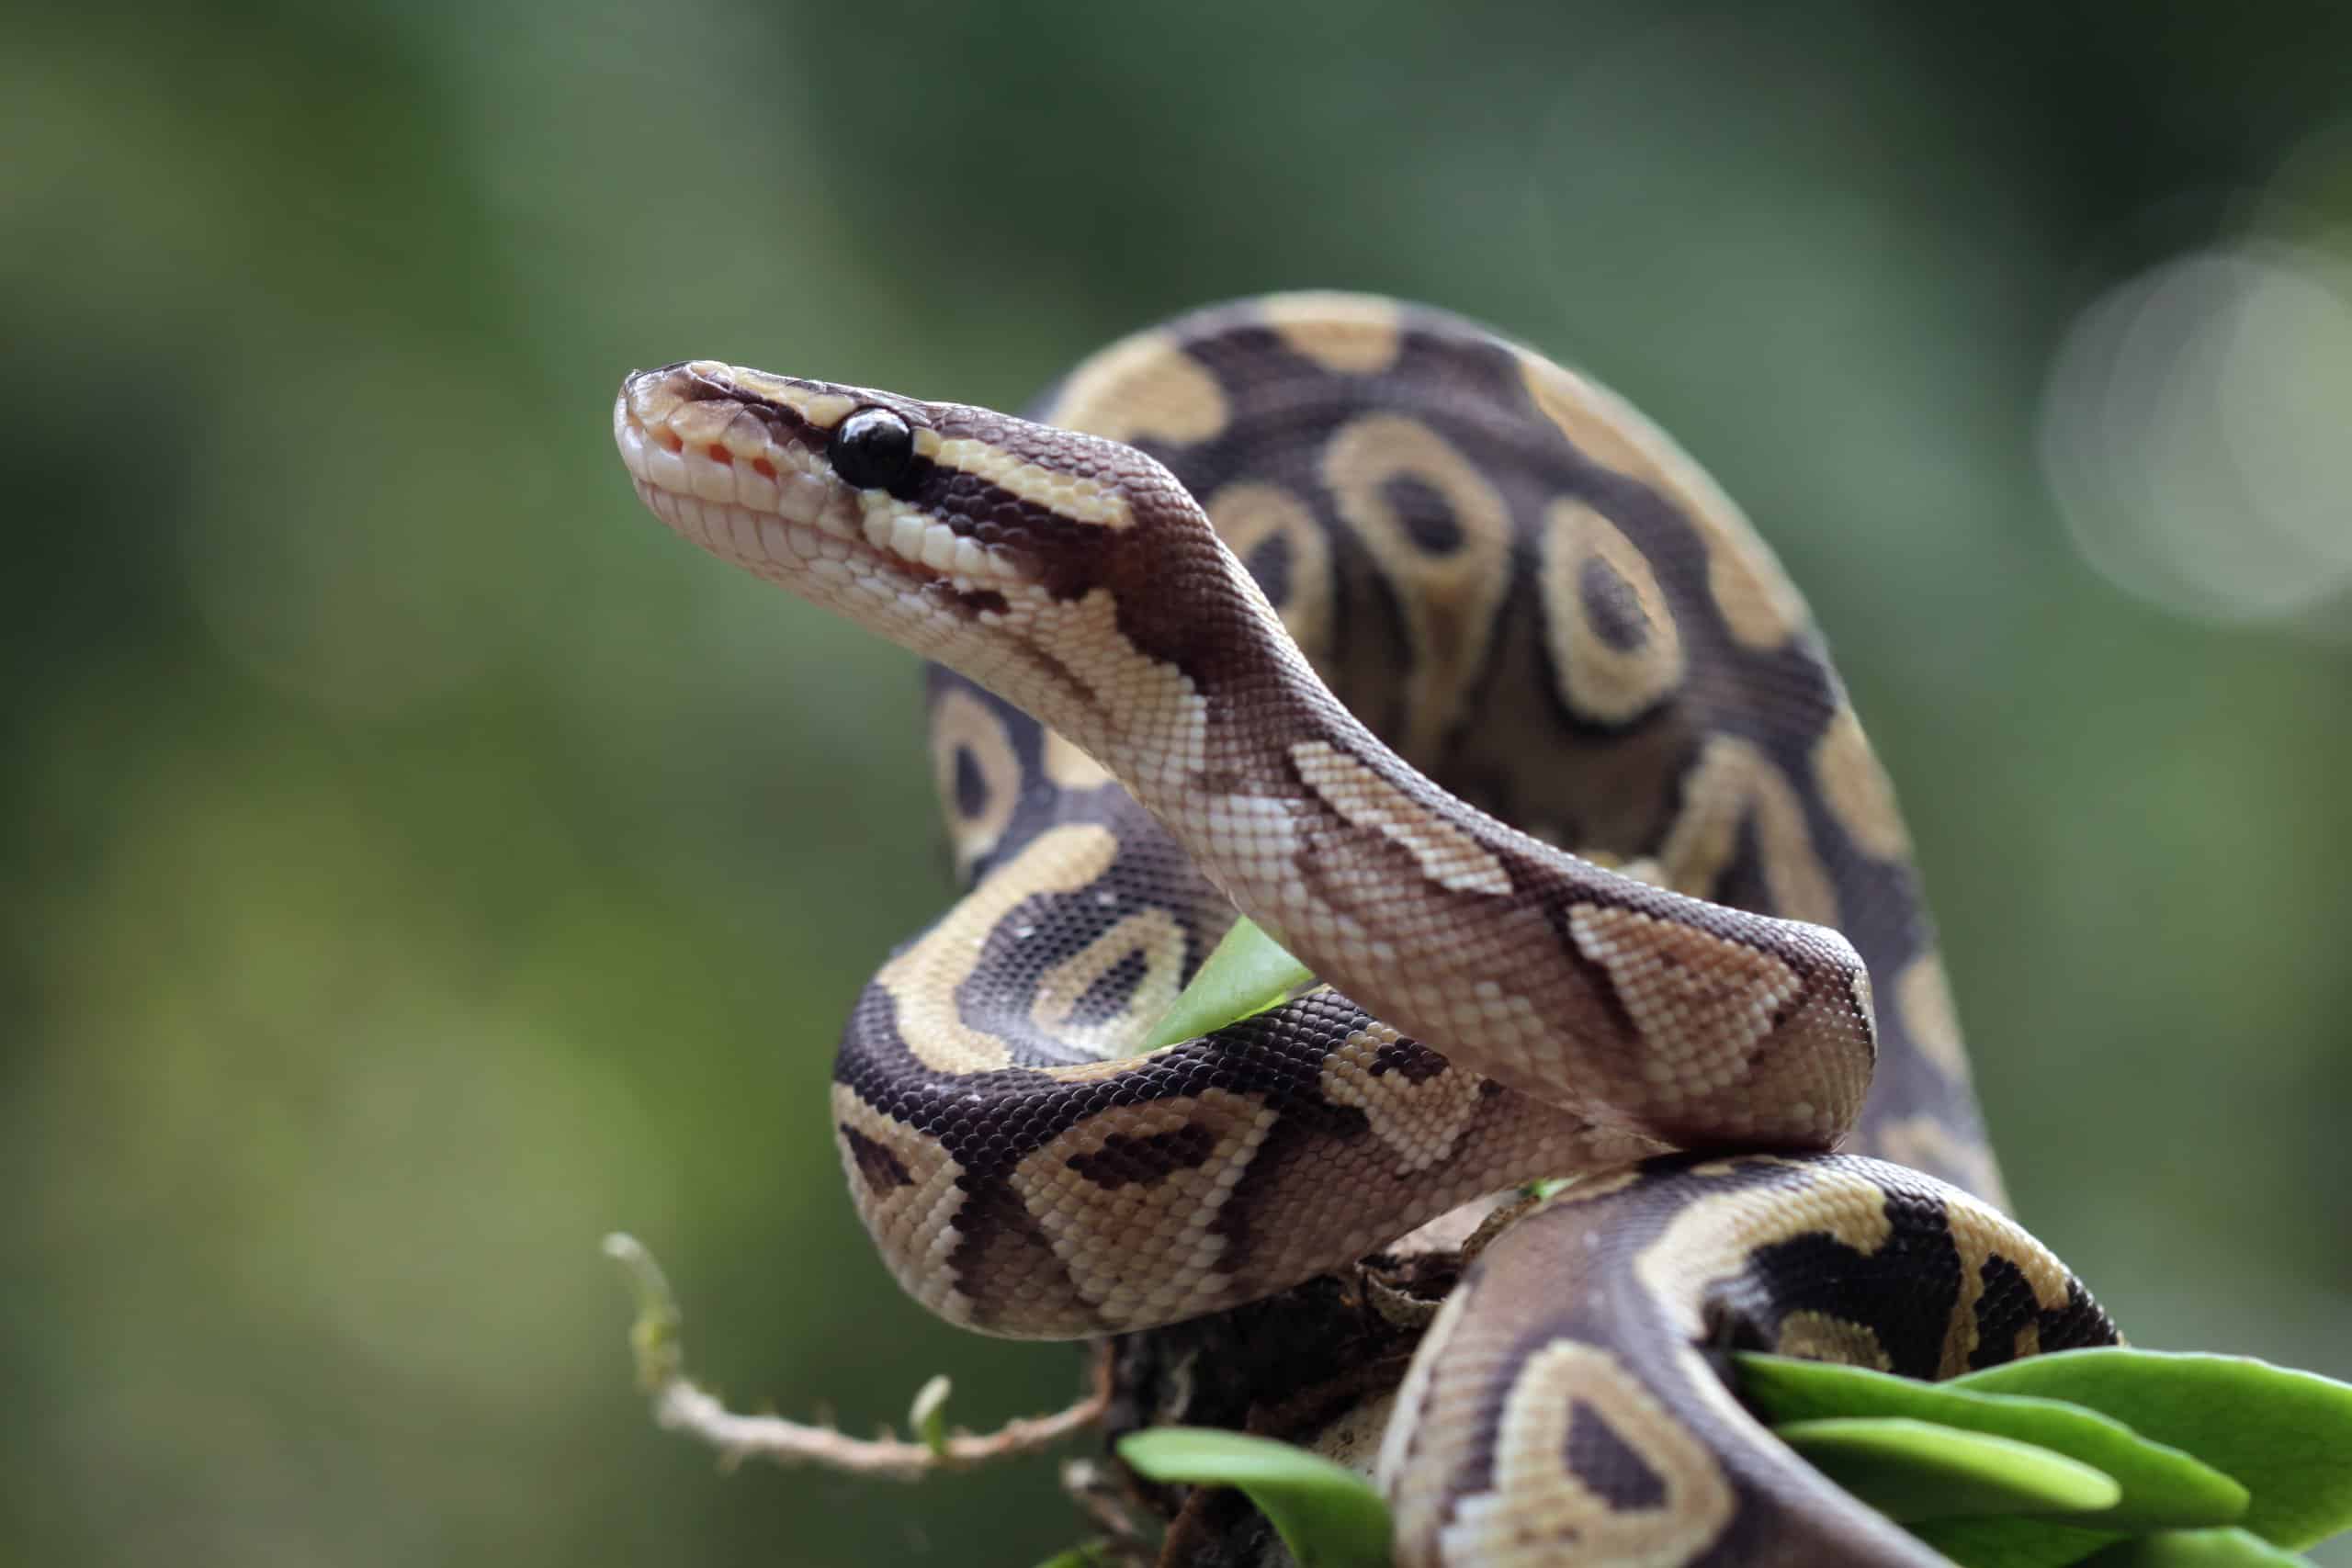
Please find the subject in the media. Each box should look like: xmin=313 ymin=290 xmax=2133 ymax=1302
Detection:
xmin=614 ymin=359 xmax=1277 ymax=755
xmin=614 ymin=359 xmax=1208 ymax=596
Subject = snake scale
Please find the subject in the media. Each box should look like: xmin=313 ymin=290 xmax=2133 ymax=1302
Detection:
xmin=612 ymin=294 xmax=2118 ymax=1566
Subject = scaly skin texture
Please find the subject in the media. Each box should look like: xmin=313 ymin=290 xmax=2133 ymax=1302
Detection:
xmin=612 ymin=294 xmax=2111 ymax=1564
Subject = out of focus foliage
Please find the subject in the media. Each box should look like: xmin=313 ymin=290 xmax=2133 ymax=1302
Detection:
xmin=5 ymin=3 xmax=2346 ymax=1564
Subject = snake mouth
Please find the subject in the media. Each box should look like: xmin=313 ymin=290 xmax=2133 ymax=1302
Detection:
xmin=614 ymin=364 xmax=1039 ymax=592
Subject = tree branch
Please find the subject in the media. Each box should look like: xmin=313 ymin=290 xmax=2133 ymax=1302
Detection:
xmin=603 ymin=1233 xmax=1110 ymax=1482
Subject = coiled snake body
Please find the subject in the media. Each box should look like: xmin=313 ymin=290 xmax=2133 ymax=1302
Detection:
xmin=614 ymin=294 xmax=2116 ymax=1565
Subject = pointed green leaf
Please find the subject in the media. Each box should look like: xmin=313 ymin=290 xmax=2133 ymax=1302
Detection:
xmin=1773 ymin=1417 xmax=2120 ymax=1522
xmin=2076 ymin=1527 xmax=2313 ymax=1566
xmin=909 ymin=1373 xmax=951 ymax=1459
xmin=1951 ymin=1351 xmax=2352 ymax=1550
xmin=1135 ymin=917 xmax=1316 ymax=1052
xmin=1737 ymin=1354 xmax=2247 ymax=1529
xmin=1118 ymin=1427 xmax=1391 ymax=1568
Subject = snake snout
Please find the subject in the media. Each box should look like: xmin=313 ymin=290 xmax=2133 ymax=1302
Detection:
xmin=614 ymin=362 xmax=872 ymax=577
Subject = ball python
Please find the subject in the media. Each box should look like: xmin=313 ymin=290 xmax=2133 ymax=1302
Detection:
xmin=611 ymin=293 xmax=2118 ymax=1566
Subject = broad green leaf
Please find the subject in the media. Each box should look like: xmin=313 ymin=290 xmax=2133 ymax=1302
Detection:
xmin=1136 ymin=917 xmax=1316 ymax=1052
xmin=1910 ymin=1513 xmax=2124 ymax=1568
xmin=1951 ymin=1351 xmax=2352 ymax=1550
xmin=1118 ymin=1427 xmax=1391 ymax=1568
xmin=2077 ymin=1527 xmax=2313 ymax=1566
xmin=1737 ymin=1354 xmax=2248 ymax=1529
xmin=1772 ymin=1417 xmax=2120 ymax=1522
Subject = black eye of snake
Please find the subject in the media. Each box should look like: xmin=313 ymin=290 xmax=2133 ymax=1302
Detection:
xmin=830 ymin=407 xmax=915 ymax=491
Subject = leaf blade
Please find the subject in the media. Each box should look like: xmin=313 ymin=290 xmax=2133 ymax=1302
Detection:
xmin=1118 ymin=1427 xmax=1391 ymax=1568
xmin=1737 ymin=1353 xmax=2249 ymax=1529
xmin=2076 ymin=1526 xmax=2315 ymax=1566
xmin=1949 ymin=1351 xmax=2352 ymax=1550
xmin=1136 ymin=917 xmax=1316 ymax=1052
xmin=1773 ymin=1416 xmax=2121 ymax=1522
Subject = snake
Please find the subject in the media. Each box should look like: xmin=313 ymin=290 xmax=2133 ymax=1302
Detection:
xmin=611 ymin=293 xmax=2119 ymax=1566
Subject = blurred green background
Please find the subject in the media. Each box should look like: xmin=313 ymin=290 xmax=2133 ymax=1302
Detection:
xmin=6 ymin=3 xmax=2348 ymax=1564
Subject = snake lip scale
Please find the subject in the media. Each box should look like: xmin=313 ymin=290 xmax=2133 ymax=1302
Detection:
xmin=613 ymin=294 xmax=2116 ymax=1566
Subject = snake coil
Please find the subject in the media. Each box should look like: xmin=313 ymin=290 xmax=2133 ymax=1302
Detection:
xmin=614 ymin=294 xmax=2115 ymax=1566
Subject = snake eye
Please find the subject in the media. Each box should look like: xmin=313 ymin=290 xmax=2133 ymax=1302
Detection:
xmin=830 ymin=407 xmax=916 ymax=491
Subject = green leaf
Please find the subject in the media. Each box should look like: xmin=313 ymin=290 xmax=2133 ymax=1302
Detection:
xmin=1910 ymin=1513 xmax=2124 ymax=1568
xmin=2076 ymin=1527 xmax=2314 ymax=1566
xmin=1118 ymin=1427 xmax=1391 ymax=1568
xmin=1030 ymin=1544 xmax=1116 ymax=1568
xmin=1772 ymin=1417 xmax=2121 ymax=1522
xmin=1135 ymin=917 xmax=1316 ymax=1052
xmin=1737 ymin=1354 xmax=2248 ymax=1529
xmin=909 ymin=1373 xmax=951 ymax=1459
xmin=1951 ymin=1351 xmax=2352 ymax=1550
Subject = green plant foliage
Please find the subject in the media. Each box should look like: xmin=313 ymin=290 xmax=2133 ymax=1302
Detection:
xmin=909 ymin=1373 xmax=952 ymax=1458
xmin=1773 ymin=1417 xmax=2121 ymax=1521
xmin=1738 ymin=1355 xmax=2248 ymax=1529
xmin=1909 ymin=1514 xmax=2126 ymax=1568
xmin=1951 ymin=1352 xmax=2352 ymax=1551
xmin=1031 ymin=1543 xmax=1118 ymax=1568
xmin=2078 ymin=1527 xmax=2314 ymax=1565
xmin=1136 ymin=917 xmax=1316 ymax=1052
xmin=1117 ymin=1427 xmax=1392 ymax=1568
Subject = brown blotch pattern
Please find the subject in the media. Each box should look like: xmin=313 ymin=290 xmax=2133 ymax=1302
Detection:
xmin=1517 ymin=351 xmax=1807 ymax=651
xmin=1655 ymin=736 xmax=1840 ymax=928
xmin=1322 ymin=414 xmax=1514 ymax=761
xmin=1539 ymin=498 xmax=1686 ymax=724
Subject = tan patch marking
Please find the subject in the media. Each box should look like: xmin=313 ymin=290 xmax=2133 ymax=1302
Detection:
xmin=699 ymin=362 xmax=858 ymax=430
xmin=1205 ymin=480 xmax=1333 ymax=660
xmin=1914 ymin=1179 xmax=2075 ymax=1377
xmin=1323 ymin=413 xmax=1513 ymax=761
xmin=1566 ymin=905 xmax=1803 ymax=1098
xmin=1655 ymin=735 xmax=1840 ymax=928
xmin=929 ymin=687 xmax=1023 ymax=879
xmin=1539 ymin=497 xmax=1687 ymax=722
xmin=1036 ymin=1054 xmax=1153 ymax=1084
xmin=1518 ymin=351 xmax=1806 ymax=650
xmin=1436 ymin=1343 xmax=1734 ymax=1566
xmin=912 ymin=427 xmax=1133 ymax=528
xmin=876 ymin=824 xmax=1119 ymax=1073
xmin=1319 ymin=1025 xmax=1486 ymax=1173
xmin=1539 ymin=1167 xmax=1648 ymax=1204
xmin=1291 ymin=739 xmax=1513 ymax=896
xmin=1871 ymin=1114 xmax=2007 ymax=1215
xmin=1038 ymin=328 xmax=1228 ymax=446
xmin=1814 ymin=704 xmax=1912 ymax=861
xmin=1007 ymin=1089 xmax=1277 ymax=1328
xmin=1775 ymin=1309 xmax=1894 ymax=1370
xmin=1039 ymin=728 xmax=1114 ymax=791
xmin=997 ymin=588 xmax=1213 ymax=791
xmin=1687 ymin=1155 xmax=1810 ymax=1179
xmin=1894 ymin=953 xmax=1971 ymax=1083
xmin=1261 ymin=291 xmax=1406 ymax=374
xmin=1030 ymin=908 xmax=1189 ymax=1054
xmin=1634 ymin=1167 xmax=1894 ymax=1339
xmin=1581 ymin=849 xmax=1666 ymax=886
xmin=831 ymin=1085 xmax=975 ymax=1325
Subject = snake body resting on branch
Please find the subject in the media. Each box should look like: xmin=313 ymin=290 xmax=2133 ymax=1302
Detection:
xmin=613 ymin=294 xmax=2117 ymax=1566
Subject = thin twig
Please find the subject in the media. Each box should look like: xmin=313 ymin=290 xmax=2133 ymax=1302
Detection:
xmin=603 ymin=1233 xmax=1109 ymax=1481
